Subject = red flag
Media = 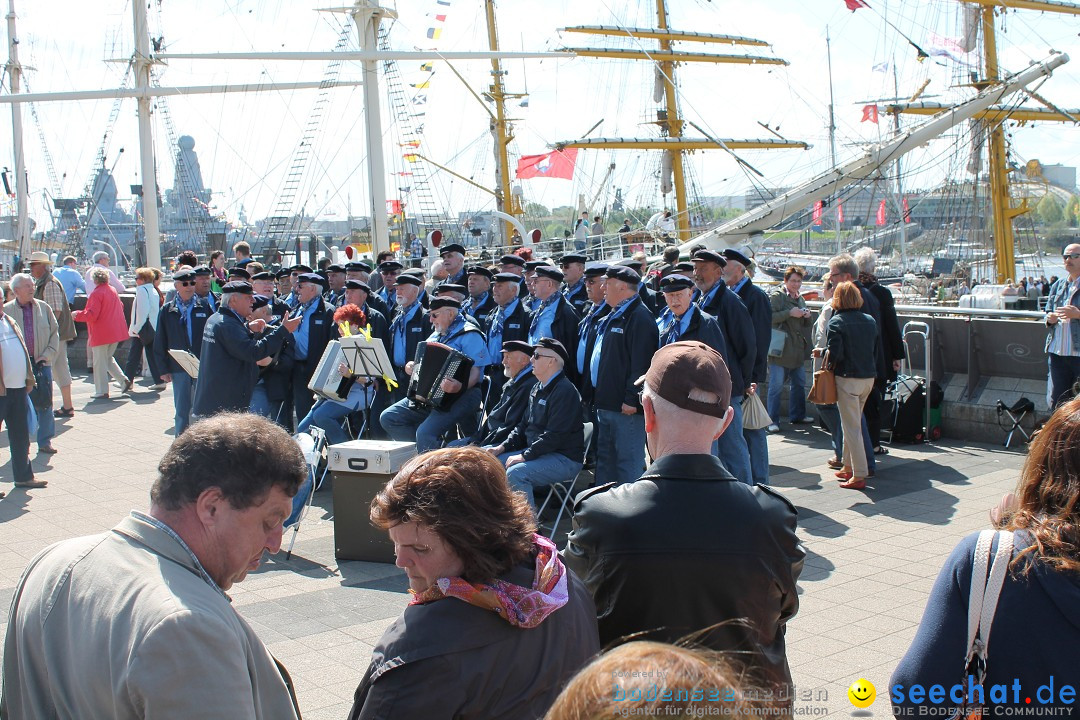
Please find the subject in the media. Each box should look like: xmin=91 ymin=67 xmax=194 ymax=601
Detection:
xmin=902 ymin=195 xmax=911 ymax=222
xmin=515 ymin=148 xmax=579 ymax=180
xmin=876 ymin=199 xmax=887 ymax=226
xmin=837 ymin=203 xmax=845 ymax=224
xmin=387 ymin=200 xmax=402 ymax=214
xmin=813 ymin=200 xmax=823 ymax=226
xmin=861 ymin=104 xmax=879 ymax=124
xmin=844 ymin=0 xmax=869 ymax=9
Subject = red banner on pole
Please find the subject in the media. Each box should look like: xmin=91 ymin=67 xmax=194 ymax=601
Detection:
xmin=813 ymin=200 xmax=823 ymax=226
xmin=876 ymin=199 xmax=887 ymax=226
xmin=837 ymin=203 xmax=845 ymax=224
xmin=902 ymin=196 xmax=911 ymax=222
xmin=861 ymin=104 xmax=879 ymax=124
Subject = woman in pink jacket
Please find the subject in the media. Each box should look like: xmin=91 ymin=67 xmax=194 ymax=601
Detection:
xmin=73 ymin=267 xmax=130 ymax=398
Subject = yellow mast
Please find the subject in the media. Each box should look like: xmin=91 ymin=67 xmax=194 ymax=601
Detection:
xmin=655 ymin=0 xmax=690 ymax=243
xmin=889 ymin=0 xmax=1080 ymax=282
xmin=484 ymin=0 xmax=521 ymax=243
xmin=557 ymin=2 xmax=801 ymax=247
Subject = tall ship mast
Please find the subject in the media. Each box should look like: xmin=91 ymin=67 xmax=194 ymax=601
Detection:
xmin=886 ymin=0 xmax=1080 ymax=283
xmin=553 ymin=0 xmax=806 ymax=244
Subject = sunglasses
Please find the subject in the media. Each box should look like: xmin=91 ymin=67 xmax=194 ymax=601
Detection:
xmin=532 ymin=352 xmax=557 ymax=361
xmin=1064 ymin=253 xmax=1080 ymax=260
xmin=177 ymin=281 xmax=196 ymax=287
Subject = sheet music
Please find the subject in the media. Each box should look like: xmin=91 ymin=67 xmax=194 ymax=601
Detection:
xmin=167 ymin=349 xmax=201 ymax=378
xmin=339 ymin=335 xmax=394 ymax=381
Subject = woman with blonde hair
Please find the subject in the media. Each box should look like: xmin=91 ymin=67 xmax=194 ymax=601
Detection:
xmin=824 ymin=281 xmax=880 ymax=489
xmin=121 ymin=267 xmax=164 ymax=392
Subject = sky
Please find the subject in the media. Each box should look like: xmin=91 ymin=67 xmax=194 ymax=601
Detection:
xmin=3 ymin=0 xmax=1080 ymax=235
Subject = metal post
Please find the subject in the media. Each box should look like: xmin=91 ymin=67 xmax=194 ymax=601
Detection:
xmin=6 ymin=0 xmax=29 ymax=264
xmin=350 ymin=1 xmax=395 ymax=259
xmin=132 ymin=0 xmax=161 ymax=270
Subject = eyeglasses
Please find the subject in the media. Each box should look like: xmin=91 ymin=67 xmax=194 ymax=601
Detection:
xmin=532 ymin=352 xmax=556 ymax=361
xmin=177 ymin=281 xmax=196 ymax=287
xmin=1064 ymin=253 xmax=1080 ymax=260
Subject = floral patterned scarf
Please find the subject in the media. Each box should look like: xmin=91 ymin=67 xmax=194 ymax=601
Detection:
xmin=408 ymin=534 xmax=568 ymax=628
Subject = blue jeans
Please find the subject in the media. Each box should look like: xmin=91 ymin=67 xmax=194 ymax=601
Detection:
xmin=497 ymin=451 xmax=582 ymax=511
xmin=714 ymin=397 xmax=753 ymax=485
xmin=34 ymin=365 xmax=55 ymax=447
xmin=767 ymin=363 xmax=807 ymax=423
xmin=380 ymin=386 xmax=482 ymax=453
xmin=250 ymin=383 xmax=272 ymax=418
xmin=1049 ymin=353 xmax=1080 ymax=408
xmin=595 ymin=408 xmax=646 ymax=486
xmin=0 ymin=387 xmax=32 ymax=484
xmin=744 ymin=425 xmax=770 ymax=485
xmin=172 ymin=371 xmax=194 ymax=435
xmin=298 ymin=398 xmax=354 ymax=446
xmin=816 ymin=403 xmax=875 ymax=472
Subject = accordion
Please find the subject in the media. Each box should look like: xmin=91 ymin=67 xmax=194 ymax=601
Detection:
xmin=407 ymin=341 xmax=475 ymax=410
xmin=307 ymin=340 xmax=355 ymax=403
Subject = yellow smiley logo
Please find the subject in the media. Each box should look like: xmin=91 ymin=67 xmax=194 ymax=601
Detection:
xmin=847 ymin=678 xmax=876 ymax=709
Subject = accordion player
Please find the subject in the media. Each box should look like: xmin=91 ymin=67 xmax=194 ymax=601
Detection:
xmin=407 ymin=341 xmax=475 ymax=410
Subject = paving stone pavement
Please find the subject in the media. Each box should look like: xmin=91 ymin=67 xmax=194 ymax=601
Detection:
xmin=0 ymin=373 xmax=1027 ymax=718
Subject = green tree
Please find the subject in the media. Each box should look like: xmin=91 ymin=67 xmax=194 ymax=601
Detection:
xmin=1037 ymin=193 xmax=1064 ymax=225
xmin=1066 ymin=195 xmax=1080 ymax=228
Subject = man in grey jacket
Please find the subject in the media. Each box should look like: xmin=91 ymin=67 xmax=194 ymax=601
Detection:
xmin=1 ymin=413 xmax=306 ymax=719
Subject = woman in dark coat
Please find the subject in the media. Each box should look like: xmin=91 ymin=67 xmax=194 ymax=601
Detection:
xmin=349 ymin=447 xmax=599 ymax=720
xmin=891 ymin=397 xmax=1080 ymax=716
xmin=824 ymin=281 xmax=880 ymax=490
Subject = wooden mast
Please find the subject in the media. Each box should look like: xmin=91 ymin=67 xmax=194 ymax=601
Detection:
xmin=485 ymin=0 xmax=523 ymax=244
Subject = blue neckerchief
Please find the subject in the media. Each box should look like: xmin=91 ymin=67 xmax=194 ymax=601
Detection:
xmin=576 ymin=301 xmax=605 ymax=373
xmin=283 ymin=291 xmax=299 ymax=309
xmin=589 ymin=296 xmax=636 ymax=386
xmin=391 ymin=301 xmax=421 ymax=367
xmin=380 ymin=286 xmax=397 ymax=313
xmin=513 ymin=364 xmax=533 ymax=383
xmin=176 ymin=295 xmax=196 ymax=345
xmin=487 ymin=298 xmax=519 ymax=360
xmin=732 ymin=276 xmax=749 ymax=294
xmin=563 ymin=279 xmax=584 ymax=299
xmin=436 ymin=314 xmax=466 ymax=344
xmin=463 ymin=291 xmax=488 ymax=316
xmin=658 ymin=304 xmax=696 ymax=346
xmin=130 ymin=512 xmax=229 ymax=601
xmin=199 ymin=291 xmax=217 ymax=312
xmin=529 ymin=294 xmax=558 ymax=340
xmin=698 ymin=280 xmax=722 ymax=309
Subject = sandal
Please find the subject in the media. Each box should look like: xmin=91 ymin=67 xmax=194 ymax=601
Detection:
xmin=835 ymin=470 xmax=853 ymax=480
xmin=54 ymin=407 xmax=75 ymax=418
xmin=873 ymin=446 xmax=889 ymax=455
xmin=839 ymin=478 xmax=867 ymax=490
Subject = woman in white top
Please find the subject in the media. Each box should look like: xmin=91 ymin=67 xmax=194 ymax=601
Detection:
xmin=122 ymin=267 xmax=165 ymax=392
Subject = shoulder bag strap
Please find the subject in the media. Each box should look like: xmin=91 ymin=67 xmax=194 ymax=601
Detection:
xmin=965 ymin=530 xmax=1014 ymax=676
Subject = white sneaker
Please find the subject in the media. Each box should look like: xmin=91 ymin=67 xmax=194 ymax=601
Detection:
xmin=766 ymin=424 xmax=780 ymax=433
xmin=150 ymin=383 xmax=167 ymax=391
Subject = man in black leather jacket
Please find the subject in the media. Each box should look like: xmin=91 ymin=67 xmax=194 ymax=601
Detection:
xmin=564 ymin=341 xmax=804 ymax=694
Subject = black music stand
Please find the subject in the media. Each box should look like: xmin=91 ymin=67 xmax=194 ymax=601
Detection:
xmin=339 ymin=335 xmax=394 ymax=438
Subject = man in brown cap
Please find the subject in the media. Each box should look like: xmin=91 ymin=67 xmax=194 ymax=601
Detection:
xmin=27 ymin=252 xmax=76 ymax=417
xmin=564 ymin=341 xmax=804 ymax=695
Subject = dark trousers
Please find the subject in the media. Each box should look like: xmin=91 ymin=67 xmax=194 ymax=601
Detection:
xmin=290 ymin=363 xmax=315 ymax=428
xmin=122 ymin=337 xmax=163 ymax=385
xmin=0 ymin=387 xmax=33 ymax=484
xmin=1049 ymin=353 xmax=1080 ymax=408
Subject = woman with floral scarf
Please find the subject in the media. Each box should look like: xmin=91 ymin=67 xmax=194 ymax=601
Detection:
xmin=348 ymin=446 xmax=599 ymax=720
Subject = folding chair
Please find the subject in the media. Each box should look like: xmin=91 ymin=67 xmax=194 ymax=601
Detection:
xmin=996 ymin=397 xmax=1035 ymax=448
xmin=284 ymin=426 xmax=330 ymax=560
xmin=536 ymin=422 xmax=593 ymax=539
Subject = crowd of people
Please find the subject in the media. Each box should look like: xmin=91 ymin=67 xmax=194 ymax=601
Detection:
xmin=0 ymin=238 xmax=1076 ymax=719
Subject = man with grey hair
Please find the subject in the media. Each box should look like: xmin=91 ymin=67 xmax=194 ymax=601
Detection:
xmin=192 ymin=281 xmax=301 ymax=418
xmin=27 ymin=252 xmax=76 ymax=418
xmin=6 ymin=273 xmax=59 ymax=455
xmin=565 ymin=341 xmax=804 ymax=694
xmin=2 ymin=413 xmax=306 ymax=718
xmin=82 ymin=250 xmax=126 ymax=296
xmin=853 ymin=247 xmax=904 ymax=452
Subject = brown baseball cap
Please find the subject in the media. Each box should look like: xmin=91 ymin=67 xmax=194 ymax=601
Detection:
xmin=635 ymin=341 xmax=731 ymax=418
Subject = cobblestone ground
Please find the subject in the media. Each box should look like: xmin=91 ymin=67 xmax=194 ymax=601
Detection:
xmin=0 ymin=373 xmax=1026 ymax=718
